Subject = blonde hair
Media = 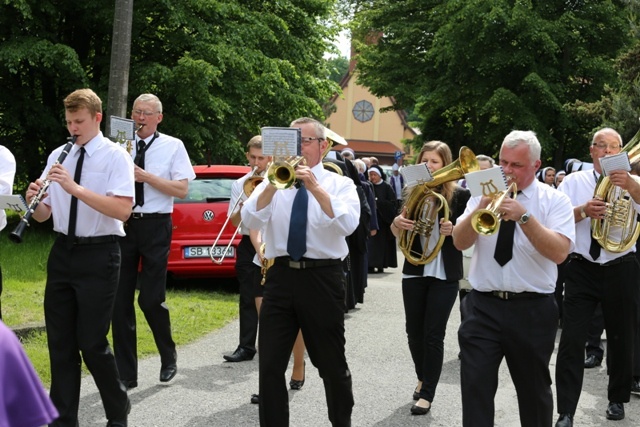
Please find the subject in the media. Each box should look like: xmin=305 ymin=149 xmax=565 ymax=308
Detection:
xmin=64 ymin=88 xmax=102 ymax=117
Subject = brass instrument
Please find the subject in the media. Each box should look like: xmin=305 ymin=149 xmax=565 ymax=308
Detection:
xmin=399 ymin=146 xmax=479 ymax=265
xmin=10 ymin=136 xmax=77 ymax=243
xmin=266 ymin=130 xmax=341 ymax=189
xmin=470 ymin=182 xmax=518 ymax=236
xmin=323 ymin=161 xmax=344 ymax=175
xmin=210 ymin=167 xmax=264 ymax=264
xmin=259 ymin=243 xmax=274 ymax=285
xmin=592 ymin=128 xmax=640 ymax=252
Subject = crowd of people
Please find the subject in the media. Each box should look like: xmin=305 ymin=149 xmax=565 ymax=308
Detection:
xmin=3 ymin=88 xmax=640 ymax=427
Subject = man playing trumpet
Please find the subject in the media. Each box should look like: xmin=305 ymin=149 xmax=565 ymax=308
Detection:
xmin=452 ymin=130 xmax=575 ymax=427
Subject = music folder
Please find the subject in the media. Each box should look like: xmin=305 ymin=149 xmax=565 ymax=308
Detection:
xmin=465 ymin=167 xmax=508 ymax=197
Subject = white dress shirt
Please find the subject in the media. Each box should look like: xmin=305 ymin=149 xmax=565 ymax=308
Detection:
xmin=558 ymin=169 xmax=640 ymax=263
xmin=0 ymin=145 xmax=16 ymax=231
xmin=242 ymin=163 xmax=360 ymax=260
xmin=131 ymin=132 xmax=195 ymax=213
xmin=42 ymin=133 xmax=135 ymax=237
xmin=229 ymin=170 xmax=258 ymax=236
xmin=458 ymin=179 xmax=575 ymax=294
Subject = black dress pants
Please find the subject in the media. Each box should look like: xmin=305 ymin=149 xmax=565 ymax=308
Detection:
xmin=45 ymin=237 xmax=128 ymax=427
xmin=556 ymin=257 xmax=638 ymax=415
xmin=258 ymin=262 xmax=353 ymax=427
xmin=113 ymin=216 xmax=176 ymax=382
xmin=459 ymin=290 xmax=558 ymax=427
xmin=235 ymin=235 xmax=259 ymax=353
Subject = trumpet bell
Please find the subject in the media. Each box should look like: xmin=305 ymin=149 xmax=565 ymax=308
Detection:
xmin=267 ymin=156 xmax=305 ymax=190
xmin=470 ymin=182 xmax=518 ymax=236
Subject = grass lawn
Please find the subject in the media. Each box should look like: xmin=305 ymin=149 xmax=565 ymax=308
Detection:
xmin=1 ymin=220 xmax=239 ymax=387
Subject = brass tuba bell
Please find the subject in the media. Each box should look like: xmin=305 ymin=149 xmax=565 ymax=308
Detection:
xmin=399 ymin=146 xmax=479 ymax=265
xmin=592 ymin=128 xmax=640 ymax=252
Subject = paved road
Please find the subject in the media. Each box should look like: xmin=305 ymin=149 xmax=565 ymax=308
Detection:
xmin=77 ymin=251 xmax=639 ymax=426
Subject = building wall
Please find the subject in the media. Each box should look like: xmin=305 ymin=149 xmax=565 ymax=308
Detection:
xmin=325 ymin=73 xmax=415 ymax=149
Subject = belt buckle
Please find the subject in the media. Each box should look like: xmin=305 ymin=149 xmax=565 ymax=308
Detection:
xmin=494 ymin=291 xmax=509 ymax=300
xmin=288 ymin=260 xmax=304 ymax=269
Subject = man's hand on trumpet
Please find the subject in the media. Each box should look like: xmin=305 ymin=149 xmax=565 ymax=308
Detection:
xmin=495 ymin=197 xmax=527 ymax=222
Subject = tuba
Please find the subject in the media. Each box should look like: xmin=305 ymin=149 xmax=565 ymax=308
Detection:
xmin=398 ymin=146 xmax=479 ymax=265
xmin=591 ymin=128 xmax=640 ymax=252
xmin=471 ymin=182 xmax=518 ymax=236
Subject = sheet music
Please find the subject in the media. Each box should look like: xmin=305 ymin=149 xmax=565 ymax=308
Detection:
xmin=0 ymin=194 xmax=28 ymax=213
xmin=400 ymin=164 xmax=433 ymax=187
xmin=465 ymin=167 xmax=508 ymax=197
xmin=109 ymin=116 xmax=136 ymax=140
xmin=599 ymin=152 xmax=631 ymax=176
xmin=261 ymin=127 xmax=301 ymax=157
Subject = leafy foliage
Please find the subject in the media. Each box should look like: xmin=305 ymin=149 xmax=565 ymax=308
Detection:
xmin=0 ymin=0 xmax=341 ymax=190
xmin=352 ymin=0 xmax=632 ymax=167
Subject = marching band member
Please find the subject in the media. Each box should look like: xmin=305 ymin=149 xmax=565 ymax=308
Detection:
xmin=0 ymin=143 xmax=15 ymax=320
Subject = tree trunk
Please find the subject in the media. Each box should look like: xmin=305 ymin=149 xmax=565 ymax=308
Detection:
xmin=106 ymin=0 xmax=134 ymax=138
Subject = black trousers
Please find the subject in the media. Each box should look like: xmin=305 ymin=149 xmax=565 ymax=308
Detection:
xmin=585 ymin=302 xmax=605 ymax=361
xmin=45 ymin=237 xmax=128 ymax=427
xmin=402 ymin=277 xmax=458 ymax=402
xmin=259 ymin=262 xmax=353 ymax=427
xmin=235 ymin=235 xmax=259 ymax=353
xmin=113 ymin=216 xmax=176 ymax=382
xmin=459 ymin=291 xmax=558 ymax=427
xmin=556 ymin=257 xmax=639 ymax=414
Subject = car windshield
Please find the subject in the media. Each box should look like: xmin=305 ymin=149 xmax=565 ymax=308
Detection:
xmin=175 ymin=177 xmax=235 ymax=203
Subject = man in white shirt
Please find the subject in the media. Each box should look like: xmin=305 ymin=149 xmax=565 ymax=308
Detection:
xmin=453 ymin=130 xmax=575 ymax=427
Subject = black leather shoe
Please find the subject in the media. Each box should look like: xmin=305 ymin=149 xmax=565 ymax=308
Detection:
xmin=289 ymin=361 xmax=305 ymax=390
xmin=250 ymin=394 xmax=259 ymax=404
xmin=159 ymin=364 xmax=177 ymax=382
xmin=412 ymin=391 xmax=420 ymax=401
xmin=410 ymin=403 xmax=431 ymax=415
xmin=584 ymin=354 xmax=602 ymax=369
xmin=120 ymin=379 xmax=137 ymax=391
xmin=632 ymin=378 xmax=640 ymax=395
xmin=555 ymin=413 xmax=573 ymax=427
xmin=606 ymin=402 xmax=624 ymax=420
xmin=223 ymin=347 xmax=255 ymax=363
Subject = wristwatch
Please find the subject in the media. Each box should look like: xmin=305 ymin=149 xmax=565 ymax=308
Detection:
xmin=579 ymin=206 xmax=587 ymax=219
xmin=518 ymin=212 xmax=531 ymax=225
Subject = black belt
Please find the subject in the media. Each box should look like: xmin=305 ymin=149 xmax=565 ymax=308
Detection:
xmin=570 ymin=252 xmax=636 ymax=267
xmin=273 ymin=256 xmax=342 ymax=270
xmin=476 ymin=290 xmax=552 ymax=301
xmin=130 ymin=212 xmax=171 ymax=219
xmin=60 ymin=234 xmax=119 ymax=246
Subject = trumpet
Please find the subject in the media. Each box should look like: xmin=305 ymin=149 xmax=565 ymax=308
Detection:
xmin=471 ymin=182 xmax=518 ymax=236
xmin=266 ymin=156 xmax=306 ymax=189
xmin=9 ymin=136 xmax=77 ymax=243
xmin=210 ymin=166 xmax=264 ymax=264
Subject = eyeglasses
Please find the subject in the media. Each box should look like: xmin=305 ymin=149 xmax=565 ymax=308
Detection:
xmin=133 ymin=109 xmax=160 ymax=117
xmin=592 ymin=142 xmax=621 ymax=151
xmin=301 ymin=137 xmax=322 ymax=145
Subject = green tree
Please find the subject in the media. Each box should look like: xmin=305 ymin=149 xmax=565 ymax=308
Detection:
xmin=0 ymin=0 xmax=340 ymax=190
xmin=352 ymin=0 xmax=632 ymax=168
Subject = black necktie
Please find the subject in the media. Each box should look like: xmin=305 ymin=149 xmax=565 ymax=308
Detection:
xmin=493 ymin=191 xmax=520 ymax=266
xmin=134 ymin=140 xmax=146 ymax=207
xmin=493 ymin=218 xmax=515 ymax=266
xmin=287 ymin=183 xmax=308 ymax=261
xmin=589 ymin=236 xmax=601 ymax=261
xmin=67 ymin=147 xmax=85 ymax=247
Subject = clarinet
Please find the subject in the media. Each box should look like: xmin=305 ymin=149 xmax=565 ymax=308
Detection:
xmin=9 ymin=135 xmax=77 ymax=243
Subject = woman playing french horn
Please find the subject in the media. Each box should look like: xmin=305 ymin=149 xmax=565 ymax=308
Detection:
xmin=390 ymin=141 xmax=470 ymax=416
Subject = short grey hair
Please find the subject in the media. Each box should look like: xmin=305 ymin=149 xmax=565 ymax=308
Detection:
xmin=476 ymin=154 xmax=495 ymax=166
xmin=592 ymin=127 xmax=623 ymax=147
xmin=502 ymin=130 xmax=541 ymax=163
xmin=133 ymin=93 xmax=163 ymax=113
xmin=290 ymin=117 xmax=325 ymax=140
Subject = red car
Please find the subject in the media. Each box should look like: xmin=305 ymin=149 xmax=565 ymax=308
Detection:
xmin=167 ymin=164 xmax=252 ymax=279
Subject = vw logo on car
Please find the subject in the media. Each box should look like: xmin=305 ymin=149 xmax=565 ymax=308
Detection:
xmin=203 ymin=210 xmax=214 ymax=221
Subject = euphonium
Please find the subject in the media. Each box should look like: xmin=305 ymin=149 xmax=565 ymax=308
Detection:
xmin=399 ymin=146 xmax=479 ymax=265
xmin=592 ymin=128 xmax=640 ymax=252
xmin=470 ymin=182 xmax=518 ymax=236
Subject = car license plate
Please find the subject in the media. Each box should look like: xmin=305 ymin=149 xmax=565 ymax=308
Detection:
xmin=184 ymin=246 xmax=235 ymax=259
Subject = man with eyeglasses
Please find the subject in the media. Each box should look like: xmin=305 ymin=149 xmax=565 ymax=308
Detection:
xmin=112 ymin=93 xmax=195 ymax=391
xmin=555 ymin=127 xmax=640 ymax=426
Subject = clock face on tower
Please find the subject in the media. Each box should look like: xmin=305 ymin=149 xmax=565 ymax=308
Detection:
xmin=352 ymin=100 xmax=374 ymax=123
